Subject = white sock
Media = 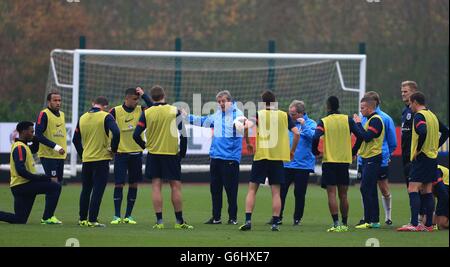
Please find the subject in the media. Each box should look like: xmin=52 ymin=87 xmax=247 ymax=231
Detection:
xmin=382 ymin=194 xmax=392 ymax=221
xmin=361 ymin=197 xmax=365 ymax=221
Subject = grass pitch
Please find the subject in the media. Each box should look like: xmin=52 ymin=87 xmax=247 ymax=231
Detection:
xmin=0 ymin=183 xmax=448 ymax=247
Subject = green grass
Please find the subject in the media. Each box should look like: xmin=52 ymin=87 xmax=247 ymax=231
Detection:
xmin=0 ymin=183 xmax=448 ymax=247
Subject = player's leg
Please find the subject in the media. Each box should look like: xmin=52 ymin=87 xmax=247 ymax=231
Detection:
xmin=152 ymin=179 xmax=163 ymax=211
xmin=270 ymin=184 xmax=282 ymax=231
xmin=170 ymin=179 xmax=193 ymax=230
xmin=79 ymin=162 xmax=94 ymax=224
xmin=322 ymin=163 xmax=340 ymax=231
xmin=436 ymin=216 xmax=449 ymax=229
xmin=403 ymin=160 xmax=411 ymax=189
xmin=33 ymin=180 xmax=62 ymax=224
xmin=0 ymin=185 xmax=36 ymax=224
xmin=358 ymin=159 xmax=381 ymax=228
xmin=162 ymin=154 xmax=191 ymax=229
xmin=422 ymin=182 xmax=435 ymax=229
xmin=356 ymin=164 xmax=366 ymax=226
xmin=435 ymin=183 xmax=449 ymax=229
xmin=207 ymin=159 xmax=224 ymax=224
xmin=244 ymin=182 xmax=259 ymax=214
xmin=123 ymin=153 xmax=142 ymax=224
xmin=367 ymin=160 xmax=381 ymax=227
xmin=397 ymin=181 xmax=425 ymax=231
xmin=239 ymin=182 xmax=259 ymax=231
xmin=56 ymin=159 xmax=64 ymax=184
xmin=223 ymin=160 xmax=239 ymax=224
xmin=337 ymin=185 xmax=349 ymax=228
xmin=0 ymin=210 xmax=18 ymax=223
xmin=326 ymin=186 xmax=340 ymax=230
xmin=168 ymin=173 xmax=182 ymax=214
xmin=266 ymin=161 xmax=285 ymax=231
xmin=112 ymin=153 xmax=126 ymax=223
xmin=278 ymin=168 xmax=294 ymax=225
xmin=40 ymin=158 xmax=64 ymax=223
xmin=406 ymin=181 xmax=422 ymax=227
xmin=40 ymin=157 xmax=54 ymax=181
xmin=419 ymin=186 xmax=427 ymax=224
xmin=88 ymin=160 xmax=109 ymax=227
xmin=239 ymin=160 xmax=266 ymax=230
xmin=293 ymin=170 xmax=309 ymax=225
xmin=336 ymin=163 xmax=350 ymax=229
xmin=378 ymin=166 xmax=392 ymax=225
xmin=146 ymin=154 xmax=164 ymax=228
xmin=152 ymin=178 xmax=164 ymax=227
xmin=399 ymin=156 xmax=437 ymax=231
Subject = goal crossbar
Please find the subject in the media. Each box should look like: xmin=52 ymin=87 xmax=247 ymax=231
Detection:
xmin=49 ymin=49 xmax=366 ymax=177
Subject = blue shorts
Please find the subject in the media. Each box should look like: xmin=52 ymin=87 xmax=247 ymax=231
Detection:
xmin=321 ymin=163 xmax=349 ymax=188
xmin=250 ymin=160 xmax=285 ymax=185
xmin=409 ymin=154 xmax=437 ymax=184
xmin=357 ymin=165 xmax=389 ymax=181
xmin=40 ymin=158 xmax=64 ymax=183
xmin=145 ymin=153 xmax=181 ymax=181
xmin=113 ymin=153 xmax=143 ymax=185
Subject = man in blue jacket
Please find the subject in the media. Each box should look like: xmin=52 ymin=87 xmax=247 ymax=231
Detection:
xmin=267 ymin=100 xmax=316 ymax=226
xmin=183 ymin=90 xmax=250 ymax=225
xmin=356 ymin=91 xmax=397 ymax=226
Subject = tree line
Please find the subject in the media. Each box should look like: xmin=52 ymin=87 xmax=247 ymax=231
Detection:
xmin=0 ymin=0 xmax=448 ymax=123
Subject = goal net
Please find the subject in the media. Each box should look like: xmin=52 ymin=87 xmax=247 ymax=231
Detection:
xmin=45 ymin=49 xmax=366 ymax=177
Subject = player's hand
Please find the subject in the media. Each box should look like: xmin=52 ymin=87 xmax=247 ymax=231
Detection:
xmin=290 ymin=150 xmax=295 ymax=161
xmin=136 ymin=87 xmax=144 ymax=96
xmin=352 ymin=155 xmax=357 ymax=161
xmin=297 ymin=118 xmax=305 ymax=125
xmin=58 ymin=148 xmax=65 ymax=155
xmin=107 ymin=147 xmax=114 ymax=157
xmin=51 ymin=177 xmax=58 ymax=183
xmin=246 ymin=144 xmax=254 ymax=154
xmin=180 ymin=108 xmax=188 ymax=118
xmin=353 ymin=114 xmax=361 ymax=123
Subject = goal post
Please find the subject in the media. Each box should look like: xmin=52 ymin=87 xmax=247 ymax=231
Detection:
xmin=46 ymin=49 xmax=366 ymax=177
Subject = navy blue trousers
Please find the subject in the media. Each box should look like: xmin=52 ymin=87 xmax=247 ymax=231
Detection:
xmin=0 ymin=180 xmax=61 ymax=224
xmin=210 ymin=159 xmax=239 ymax=221
xmin=360 ymin=155 xmax=382 ymax=223
xmin=280 ymin=168 xmax=310 ymax=221
xmin=79 ymin=160 xmax=109 ymax=222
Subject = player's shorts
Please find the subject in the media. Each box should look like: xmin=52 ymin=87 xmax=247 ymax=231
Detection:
xmin=114 ymin=153 xmax=143 ymax=185
xmin=403 ymin=161 xmax=411 ymax=179
xmin=378 ymin=166 xmax=389 ymax=181
xmin=321 ymin=163 xmax=349 ymax=189
xmin=409 ymin=154 xmax=437 ymax=184
xmin=357 ymin=164 xmax=388 ymax=181
xmin=250 ymin=160 xmax=285 ymax=185
xmin=40 ymin=158 xmax=64 ymax=183
xmin=145 ymin=153 xmax=181 ymax=181
xmin=435 ymin=183 xmax=449 ymax=217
